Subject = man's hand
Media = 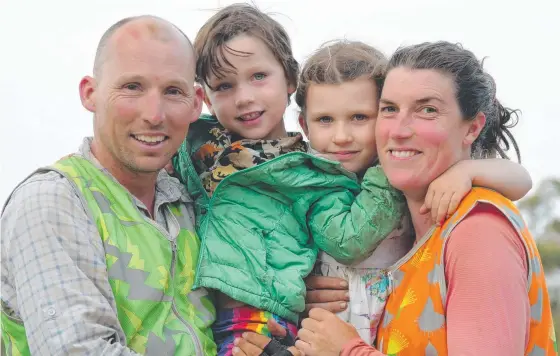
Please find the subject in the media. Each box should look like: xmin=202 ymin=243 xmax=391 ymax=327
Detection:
xmin=304 ymin=275 xmax=349 ymax=315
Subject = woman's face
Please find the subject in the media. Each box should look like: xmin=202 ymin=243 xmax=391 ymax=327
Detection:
xmin=376 ymin=67 xmax=483 ymax=197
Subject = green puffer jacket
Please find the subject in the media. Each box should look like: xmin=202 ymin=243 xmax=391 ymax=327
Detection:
xmin=173 ymin=116 xmax=405 ymax=322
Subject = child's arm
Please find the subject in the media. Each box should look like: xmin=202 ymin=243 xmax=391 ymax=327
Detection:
xmin=309 ymin=166 xmax=406 ymax=265
xmin=422 ymin=158 xmax=532 ymax=225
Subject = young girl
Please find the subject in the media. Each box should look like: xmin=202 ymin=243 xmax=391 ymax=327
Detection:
xmin=172 ymin=4 xmax=532 ymax=354
xmin=295 ymin=40 xmax=533 ymax=345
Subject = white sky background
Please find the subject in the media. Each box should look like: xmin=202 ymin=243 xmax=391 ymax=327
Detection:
xmin=0 ymin=0 xmax=559 ymax=205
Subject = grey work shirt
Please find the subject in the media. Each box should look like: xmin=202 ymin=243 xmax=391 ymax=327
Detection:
xmin=1 ymin=137 xmax=198 ymax=355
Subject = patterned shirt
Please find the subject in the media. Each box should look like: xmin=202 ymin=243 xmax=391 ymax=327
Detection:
xmin=1 ymin=137 xmax=197 ymax=355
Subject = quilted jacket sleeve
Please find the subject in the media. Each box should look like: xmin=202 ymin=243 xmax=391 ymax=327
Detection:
xmin=308 ymin=166 xmax=406 ymax=265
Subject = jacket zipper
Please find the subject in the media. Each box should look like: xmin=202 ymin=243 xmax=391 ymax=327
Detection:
xmin=146 ymin=214 xmax=203 ymax=356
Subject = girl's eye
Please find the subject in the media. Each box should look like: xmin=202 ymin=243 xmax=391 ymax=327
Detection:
xmin=318 ymin=116 xmax=333 ymax=124
xmin=253 ymin=73 xmax=266 ymax=81
xmin=353 ymin=114 xmax=368 ymax=121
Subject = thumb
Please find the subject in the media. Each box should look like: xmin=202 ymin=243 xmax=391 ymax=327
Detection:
xmin=419 ymin=204 xmax=429 ymax=214
xmin=268 ymin=319 xmax=287 ymax=338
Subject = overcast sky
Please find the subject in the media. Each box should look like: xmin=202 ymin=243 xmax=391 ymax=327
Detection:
xmin=1 ymin=0 xmax=558 ymax=205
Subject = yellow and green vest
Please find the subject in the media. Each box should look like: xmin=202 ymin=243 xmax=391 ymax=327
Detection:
xmin=376 ymin=188 xmax=557 ymax=355
xmin=1 ymin=156 xmax=217 ymax=355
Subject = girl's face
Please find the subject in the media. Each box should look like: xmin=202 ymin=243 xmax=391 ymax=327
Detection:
xmin=300 ymin=77 xmax=379 ymax=174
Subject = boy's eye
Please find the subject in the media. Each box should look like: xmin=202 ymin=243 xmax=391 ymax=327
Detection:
xmin=318 ymin=116 xmax=333 ymax=124
xmin=353 ymin=114 xmax=368 ymax=121
xmin=253 ymin=73 xmax=266 ymax=81
xmin=215 ymin=83 xmax=232 ymax=91
xmin=380 ymin=106 xmax=396 ymax=113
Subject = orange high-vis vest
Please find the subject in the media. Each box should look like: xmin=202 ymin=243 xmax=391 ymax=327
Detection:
xmin=376 ymin=188 xmax=557 ymax=355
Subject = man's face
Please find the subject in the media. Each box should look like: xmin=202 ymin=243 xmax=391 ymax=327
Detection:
xmin=81 ymin=21 xmax=202 ymax=175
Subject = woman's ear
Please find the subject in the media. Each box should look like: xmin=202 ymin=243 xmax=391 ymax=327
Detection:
xmin=464 ymin=112 xmax=486 ymax=146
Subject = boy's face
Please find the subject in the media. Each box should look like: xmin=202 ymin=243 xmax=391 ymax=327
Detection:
xmin=204 ymin=34 xmax=294 ymax=140
xmin=300 ymin=77 xmax=379 ymax=174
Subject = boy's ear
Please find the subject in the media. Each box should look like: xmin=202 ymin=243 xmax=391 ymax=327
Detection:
xmin=202 ymin=88 xmax=216 ymax=115
xmin=298 ymin=113 xmax=309 ymax=137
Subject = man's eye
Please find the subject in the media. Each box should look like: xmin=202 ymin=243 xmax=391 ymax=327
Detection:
xmin=124 ymin=83 xmax=141 ymax=91
xmin=166 ymin=87 xmax=183 ymax=95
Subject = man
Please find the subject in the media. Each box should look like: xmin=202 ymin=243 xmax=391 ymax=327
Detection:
xmin=1 ymin=16 xmax=216 ymax=355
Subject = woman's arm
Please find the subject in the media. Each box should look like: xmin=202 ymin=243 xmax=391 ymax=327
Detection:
xmin=444 ymin=203 xmax=529 ymax=355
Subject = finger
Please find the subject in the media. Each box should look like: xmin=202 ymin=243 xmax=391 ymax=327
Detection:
xmin=297 ymin=327 xmax=317 ymax=343
xmin=304 ymin=301 xmax=347 ymax=315
xmin=305 ymin=276 xmax=348 ymax=290
xmin=295 ymin=339 xmax=313 ymax=356
xmin=268 ymin=319 xmax=288 ymax=338
xmin=430 ymin=190 xmax=444 ymax=223
xmin=242 ymin=332 xmax=274 ymax=349
xmin=446 ymin=192 xmax=461 ymax=218
xmin=308 ymin=307 xmax=332 ymax=321
xmin=300 ymin=317 xmax=321 ymax=333
xmin=424 ymin=185 xmax=436 ymax=211
xmin=436 ymin=193 xmax=452 ymax=225
xmin=306 ymin=289 xmax=349 ymax=304
xmin=419 ymin=203 xmax=429 ymax=215
xmin=287 ymin=346 xmax=302 ymax=356
xmin=231 ymin=347 xmax=247 ymax=356
xmin=233 ymin=338 xmax=261 ymax=356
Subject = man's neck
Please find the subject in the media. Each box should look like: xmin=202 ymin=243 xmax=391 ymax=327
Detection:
xmin=91 ymin=141 xmax=158 ymax=217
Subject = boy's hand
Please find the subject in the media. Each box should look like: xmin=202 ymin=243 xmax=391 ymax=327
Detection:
xmin=420 ymin=161 xmax=472 ymax=225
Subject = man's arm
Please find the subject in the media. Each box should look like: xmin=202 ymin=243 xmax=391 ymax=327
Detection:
xmin=1 ymin=172 xmax=140 ymax=356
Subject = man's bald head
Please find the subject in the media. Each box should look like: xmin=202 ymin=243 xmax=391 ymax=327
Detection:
xmin=93 ymin=15 xmax=195 ymax=79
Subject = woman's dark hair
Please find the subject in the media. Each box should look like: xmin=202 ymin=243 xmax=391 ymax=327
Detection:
xmin=386 ymin=41 xmax=520 ymax=162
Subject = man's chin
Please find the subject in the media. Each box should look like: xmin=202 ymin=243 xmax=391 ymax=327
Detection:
xmin=127 ymin=158 xmax=169 ymax=175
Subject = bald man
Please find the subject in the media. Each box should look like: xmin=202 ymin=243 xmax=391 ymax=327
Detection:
xmin=1 ymin=16 xmax=216 ymax=355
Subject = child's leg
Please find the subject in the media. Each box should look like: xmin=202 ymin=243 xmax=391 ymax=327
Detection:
xmin=212 ymin=305 xmax=298 ymax=356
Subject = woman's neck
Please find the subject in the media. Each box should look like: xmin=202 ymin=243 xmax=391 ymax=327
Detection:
xmin=406 ymin=194 xmax=434 ymax=242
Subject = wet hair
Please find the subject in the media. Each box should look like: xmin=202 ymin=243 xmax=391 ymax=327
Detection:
xmin=194 ymin=3 xmax=298 ymax=101
xmin=386 ymin=41 xmax=521 ymax=161
xmin=93 ymin=15 xmax=193 ymax=78
xmin=295 ymin=39 xmax=387 ymax=115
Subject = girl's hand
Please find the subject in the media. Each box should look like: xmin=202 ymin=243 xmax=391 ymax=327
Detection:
xmin=420 ymin=161 xmax=472 ymax=225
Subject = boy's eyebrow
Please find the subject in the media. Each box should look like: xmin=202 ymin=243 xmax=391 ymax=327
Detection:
xmin=379 ymin=98 xmax=396 ymax=105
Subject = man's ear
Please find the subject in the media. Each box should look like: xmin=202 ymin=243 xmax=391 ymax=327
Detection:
xmin=298 ymin=113 xmax=309 ymax=138
xmin=79 ymin=76 xmax=96 ymax=113
xmin=464 ymin=112 xmax=486 ymax=146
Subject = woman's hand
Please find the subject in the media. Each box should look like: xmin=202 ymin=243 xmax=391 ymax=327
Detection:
xmin=304 ymin=275 xmax=349 ymax=315
xmin=295 ymin=308 xmax=361 ymax=356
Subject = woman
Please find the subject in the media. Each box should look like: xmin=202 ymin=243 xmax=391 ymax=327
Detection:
xmin=235 ymin=41 xmax=557 ymax=356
